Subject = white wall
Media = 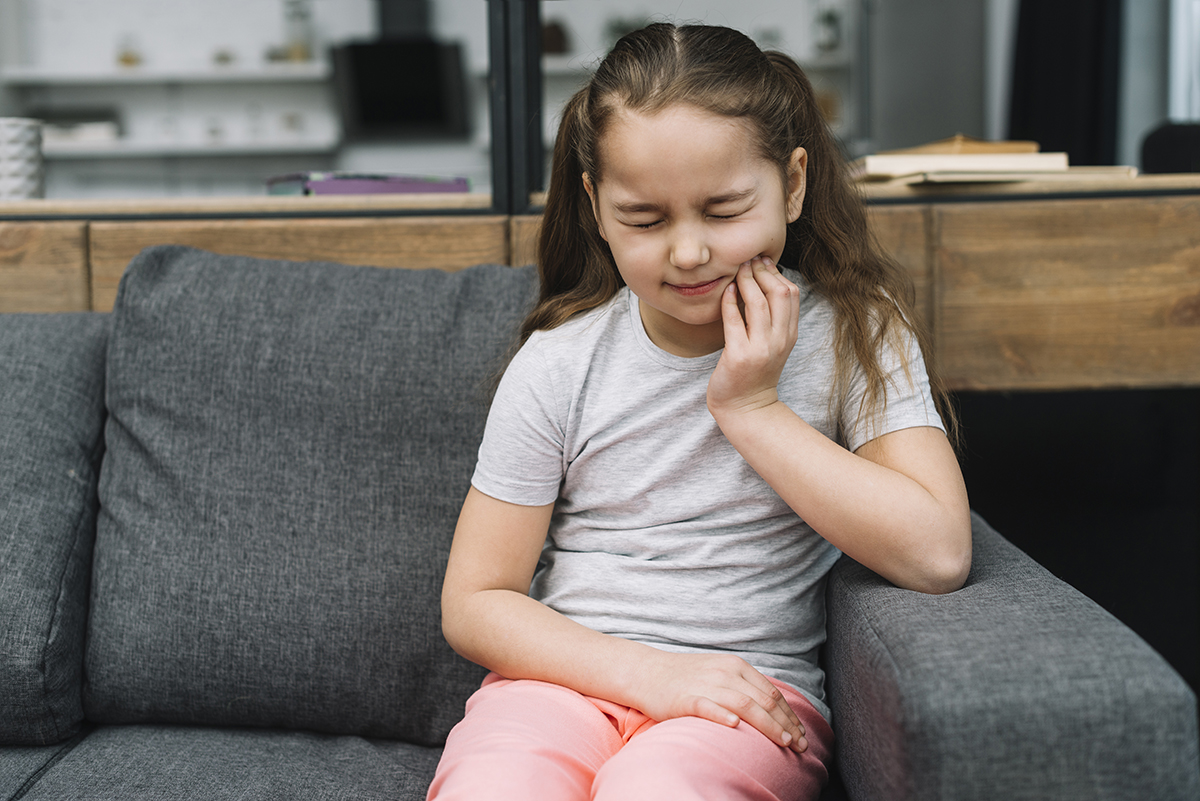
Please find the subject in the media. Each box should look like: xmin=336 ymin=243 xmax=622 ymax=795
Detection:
xmin=1168 ymin=0 xmax=1200 ymax=119
xmin=18 ymin=0 xmax=374 ymax=71
xmin=869 ymin=0 xmax=987 ymax=153
xmin=984 ymin=0 xmax=1019 ymax=142
xmin=1121 ymin=0 xmax=1171 ymax=168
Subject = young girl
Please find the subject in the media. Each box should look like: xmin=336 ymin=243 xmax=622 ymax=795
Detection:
xmin=430 ymin=22 xmax=971 ymax=801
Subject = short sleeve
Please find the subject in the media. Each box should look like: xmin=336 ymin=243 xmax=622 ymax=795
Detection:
xmin=471 ymin=338 xmax=566 ymax=506
xmin=842 ymin=326 xmax=944 ymax=453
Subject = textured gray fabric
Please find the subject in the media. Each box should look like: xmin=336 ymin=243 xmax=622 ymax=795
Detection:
xmin=825 ymin=512 xmax=1200 ymax=801
xmin=17 ymin=725 xmax=440 ymax=800
xmin=0 ymin=313 xmax=109 ymax=746
xmin=86 ymin=246 xmax=533 ymax=744
xmin=0 ymin=736 xmax=86 ymax=801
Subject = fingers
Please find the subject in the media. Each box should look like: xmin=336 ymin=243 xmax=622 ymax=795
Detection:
xmin=737 ymin=672 xmax=808 ymax=753
xmin=730 ymin=256 xmax=799 ymax=346
xmin=641 ymin=653 xmax=810 ymax=754
xmin=710 ymin=256 xmax=800 ymax=417
xmin=699 ymin=671 xmax=809 ymax=754
xmin=720 ymin=275 xmax=748 ymax=350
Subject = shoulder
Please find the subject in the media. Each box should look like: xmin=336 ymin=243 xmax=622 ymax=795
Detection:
xmin=500 ymin=290 xmax=629 ymax=393
xmin=521 ymin=290 xmax=630 ymax=365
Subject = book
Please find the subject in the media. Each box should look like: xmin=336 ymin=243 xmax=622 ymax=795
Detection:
xmin=877 ymin=134 xmax=1041 ymax=155
xmin=868 ymin=165 xmax=1139 ymax=187
xmin=851 ymin=151 xmax=1070 ymax=182
xmin=893 ymin=165 xmax=1138 ymax=185
xmin=267 ymin=172 xmax=470 ymax=195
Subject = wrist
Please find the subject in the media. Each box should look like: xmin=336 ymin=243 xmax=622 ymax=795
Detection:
xmin=707 ymin=391 xmax=782 ymax=429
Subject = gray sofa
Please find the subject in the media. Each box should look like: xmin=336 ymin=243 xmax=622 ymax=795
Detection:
xmin=2 ymin=245 xmax=1197 ymax=800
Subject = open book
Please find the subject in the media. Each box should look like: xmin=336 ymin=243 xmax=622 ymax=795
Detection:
xmin=851 ymin=135 xmax=1137 ymax=184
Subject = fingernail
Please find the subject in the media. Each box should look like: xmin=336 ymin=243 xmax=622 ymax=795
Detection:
xmin=781 ymin=731 xmax=792 ymax=745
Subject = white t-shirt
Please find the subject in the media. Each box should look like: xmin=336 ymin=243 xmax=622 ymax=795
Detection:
xmin=471 ymin=272 xmax=944 ymax=721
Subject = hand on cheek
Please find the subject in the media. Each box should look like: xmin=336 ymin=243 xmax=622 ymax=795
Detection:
xmin=706 ymin=257 xmax=800 ymax=417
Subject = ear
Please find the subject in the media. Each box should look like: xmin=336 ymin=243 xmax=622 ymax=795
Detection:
xmin=785 ymin=147 xmax=807 ymax=223
xmin=582 ymin=172 xmax=608 ymax=241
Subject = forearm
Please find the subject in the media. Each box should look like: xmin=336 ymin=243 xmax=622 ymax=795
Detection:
xmin=442 ymin=584 xmax=811 ymax=752
xmin=712 ymin=400 xmax=971 ymax=594
xmin=442 ymin=585 xmax=659 ymax=705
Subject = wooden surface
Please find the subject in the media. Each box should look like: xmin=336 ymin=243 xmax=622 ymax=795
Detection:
xmin=88 ymin=216 xmax=510 ymax=312
xmin=510 ymin=215 xmax=541 ymax=268
xmin=860 ymin=172 xmax=1200 ymax=202
xmin=934 ymin=195 xmax=1200 ymax=390
xmin=3 ymin=187 xmax=1199 ymax=390
xmin=0 ymin=221 xmax=90 ymax=312
xmin=866 ymin=205 xmax=932 ymax=330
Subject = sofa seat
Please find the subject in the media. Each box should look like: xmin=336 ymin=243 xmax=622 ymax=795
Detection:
xmin=2 ymin=725 xmax=440 ymax=800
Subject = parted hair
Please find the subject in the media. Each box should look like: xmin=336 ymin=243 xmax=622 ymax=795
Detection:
xmin=524 ymin=22 xmax=955 ymax=445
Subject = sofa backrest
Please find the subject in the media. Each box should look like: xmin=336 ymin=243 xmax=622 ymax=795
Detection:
xmin=83 ymin=246 xmax=535 ymax=745
xmin=0 ymin=312 xmax=109 ymax=746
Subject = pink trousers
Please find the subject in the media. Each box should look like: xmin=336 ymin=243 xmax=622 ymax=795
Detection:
xmin=427 ymin=672 xmax=834 ymax=801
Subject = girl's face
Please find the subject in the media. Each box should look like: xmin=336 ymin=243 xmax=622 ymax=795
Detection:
xmin=584 ymin=103 xmax=806 ymax=358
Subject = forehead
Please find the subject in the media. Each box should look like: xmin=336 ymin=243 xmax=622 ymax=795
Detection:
xmin=595 ymin=104 xmax=778 ymax=202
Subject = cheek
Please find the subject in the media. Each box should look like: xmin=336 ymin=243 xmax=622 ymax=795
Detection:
xmin=608 ymin=234 xmax=658 ymax=268
xmin=722 ymin=222 xmax=787 ymax=263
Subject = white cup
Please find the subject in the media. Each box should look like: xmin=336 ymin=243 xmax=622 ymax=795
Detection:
xmin=0 ymin=118 xmax=45 ymax=200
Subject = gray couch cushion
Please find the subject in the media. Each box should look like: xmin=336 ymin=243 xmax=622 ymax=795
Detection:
xmin=15 ymin=725 xmax=440 ymax=801
xmin=826 ymin=512 xmax=1200 ymax=801
xmin=86 ymin=246 xmax=533 ymax=744
xmin=0 ymin=314 xmax=108 ymax=746
xmin=0 ymin=734 xmax=89 ymax=800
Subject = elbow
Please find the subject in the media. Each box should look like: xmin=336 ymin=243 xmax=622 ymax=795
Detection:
xmin=893 ymin=510 xmax=972 ymax=595
xmin=916 ymin=528 xmax=973 ymax=595
xmin=440 ymin=589 xmax=471 ymax=658
xmin=924 ymin=548 xmax=972 ymax=594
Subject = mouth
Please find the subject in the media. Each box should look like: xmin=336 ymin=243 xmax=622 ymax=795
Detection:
xmin=667 ymin=278 xmax=724 ymax=297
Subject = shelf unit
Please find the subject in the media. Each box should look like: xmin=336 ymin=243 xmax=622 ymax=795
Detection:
xmin=0 ymin=61 xmax=332 ymax=86
xmin=0 ymin=60 xmax=339 ymax=161
xmin=37 ymin=139 xmax=340 ymax=160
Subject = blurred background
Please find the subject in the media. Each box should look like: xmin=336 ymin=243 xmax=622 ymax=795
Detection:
xmin=0 ymin=0 xmax=1192 ymax=199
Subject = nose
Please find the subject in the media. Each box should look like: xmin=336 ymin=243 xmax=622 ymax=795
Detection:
xmin=669 ymin=223 xmax=710 ymax=270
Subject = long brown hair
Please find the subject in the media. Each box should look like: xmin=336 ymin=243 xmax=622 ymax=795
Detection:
xmin=525 ymin=22 xmax=956 ymax=445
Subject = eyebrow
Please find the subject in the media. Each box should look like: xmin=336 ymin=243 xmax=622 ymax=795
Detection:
xmin=611 ymin=188 xmax=756 ymax=215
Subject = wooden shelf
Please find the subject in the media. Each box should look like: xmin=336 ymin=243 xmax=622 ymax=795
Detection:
xmin=0 ymin=193 xmax=493 ymax=219
xmin=0 ymin=62 xmax=331 ymax=86
xmin=41 ymin=138 xmax=340 ymax=160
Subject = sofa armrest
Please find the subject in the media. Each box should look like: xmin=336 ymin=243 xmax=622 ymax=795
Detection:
xmin=825 ymin=512 xmax=1199 ymax=801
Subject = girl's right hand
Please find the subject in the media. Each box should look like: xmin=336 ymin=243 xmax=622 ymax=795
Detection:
xmin=626 ymin=650 xmax=808 ymax=753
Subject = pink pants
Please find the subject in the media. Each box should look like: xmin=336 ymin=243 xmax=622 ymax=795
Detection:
xmin=427 ymin=672 xmax=834 ymax=801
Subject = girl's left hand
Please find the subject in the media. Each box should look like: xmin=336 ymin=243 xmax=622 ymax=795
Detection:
xmin=707 ymin=256 xmax=800 ymax=418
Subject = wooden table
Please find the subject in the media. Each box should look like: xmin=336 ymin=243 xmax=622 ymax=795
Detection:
xmin=863 ymin=176 xmax=1200 ymax=391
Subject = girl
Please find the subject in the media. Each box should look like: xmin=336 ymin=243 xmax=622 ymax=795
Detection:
xmin=430 ymin=22 xmax=971 ymax=801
